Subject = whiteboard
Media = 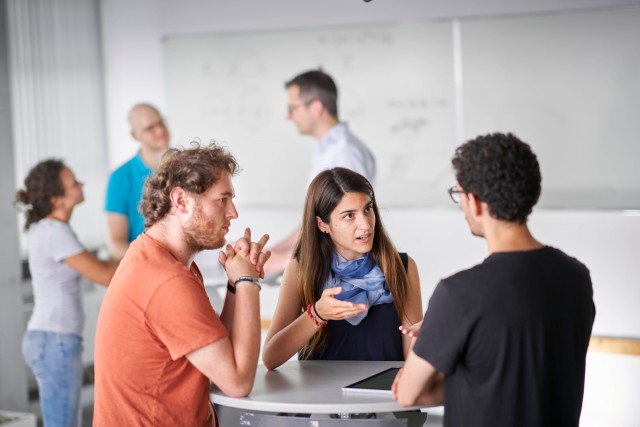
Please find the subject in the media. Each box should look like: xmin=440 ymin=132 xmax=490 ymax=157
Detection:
xmin=461 ymin=7 xmax=640 ymax=209
xmin=164 ymin=7 xmax=640 ymax=209
xmin=164 ymin=21 xmax=455 ymax=208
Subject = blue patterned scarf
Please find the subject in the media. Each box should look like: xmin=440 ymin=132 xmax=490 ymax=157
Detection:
xmin=323 ymin=252 xmax=394 ymax=325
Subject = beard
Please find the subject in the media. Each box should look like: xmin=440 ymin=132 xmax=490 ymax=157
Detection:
xmin=183 ymin=201 xmax=226 ymax=253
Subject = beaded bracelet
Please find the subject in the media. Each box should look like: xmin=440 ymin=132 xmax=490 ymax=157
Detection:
xmin=234 ymin=276 xmax=262 ymax=291
xmin=306 ymin=304 xmax=328 ymax=328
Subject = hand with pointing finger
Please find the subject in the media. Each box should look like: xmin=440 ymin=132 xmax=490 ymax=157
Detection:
xmin=398 ymin=320 xmax=423 ymax=337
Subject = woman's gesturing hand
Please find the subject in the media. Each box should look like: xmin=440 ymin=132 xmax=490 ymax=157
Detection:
xmin=313 ymin=287 xmax=368 ymax=321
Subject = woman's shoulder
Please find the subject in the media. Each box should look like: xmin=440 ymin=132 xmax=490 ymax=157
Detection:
xmin=282 ymin=257 xmax=301 ymax=279
xmin=278 ymin=258 xmax=304 ymax=301
xmin=30 ymin=218 xmax=73 ymax=235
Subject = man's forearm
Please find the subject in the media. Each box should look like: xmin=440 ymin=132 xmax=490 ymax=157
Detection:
xmin=414 ymin=373 xmax=445 ymax=406
xmin=106 ymin=213 xmax=130 ymax=260
xmin=107 ymin=239 xmax=129 ymax=260
xmin=228 ymin=283 xmax=261 ymax=389
xmin=395 ymin=351 xmax=445 ymax=407
xmin=219 ymin=288 xmax=235 ymax=332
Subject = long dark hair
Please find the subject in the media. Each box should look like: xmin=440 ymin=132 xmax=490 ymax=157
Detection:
xmin=294 ymin=167 xmax=411 ymax=359
xmin=15 ymin=159 xmax=66 ymax=230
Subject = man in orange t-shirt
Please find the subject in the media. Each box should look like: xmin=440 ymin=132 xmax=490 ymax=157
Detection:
xmin=94 ymin=143 xmax=270 ymax=426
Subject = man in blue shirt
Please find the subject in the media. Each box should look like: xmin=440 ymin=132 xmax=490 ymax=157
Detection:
xmin=105 ymin=103 xmax=170 ymax=259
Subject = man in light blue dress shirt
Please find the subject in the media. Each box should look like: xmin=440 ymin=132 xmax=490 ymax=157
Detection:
xmin=266 ymin=70 xmax=376 ymax=275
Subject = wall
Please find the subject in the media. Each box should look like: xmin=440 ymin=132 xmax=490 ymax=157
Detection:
xmin=8 ymin=0 xmax=108 ymax=251
xmin=0 ymin=0 xmax=28 ymax=411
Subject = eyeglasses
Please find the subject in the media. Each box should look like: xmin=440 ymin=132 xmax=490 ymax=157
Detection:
xmin=447 ymin=186 xmax=465 ymax=204
xmin=287 ymin=99 xmax=314 ymax=114
xmin=141 ymin=119 xmax=167 ymax=134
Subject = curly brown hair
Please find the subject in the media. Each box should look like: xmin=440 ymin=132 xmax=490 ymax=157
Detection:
xmin=140 ymin=142 xmax=239 ymax=228
xmin=15 ymin=159 xmax=66 ymax=230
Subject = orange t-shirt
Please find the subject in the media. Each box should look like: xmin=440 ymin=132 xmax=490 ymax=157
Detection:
xmin=93 ymin=234 xmax=227 ymax=426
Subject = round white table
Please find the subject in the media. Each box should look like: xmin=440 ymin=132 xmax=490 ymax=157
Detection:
xmin=210 ymin=360 xmax=423 ymax=414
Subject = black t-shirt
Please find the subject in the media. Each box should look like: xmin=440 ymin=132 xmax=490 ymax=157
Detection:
xmin=414 ymin=246 xmax=595 ymax=427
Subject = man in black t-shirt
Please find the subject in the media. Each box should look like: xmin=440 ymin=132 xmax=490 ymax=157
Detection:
xmin=393 ymin=133 xmax=595 ymax=427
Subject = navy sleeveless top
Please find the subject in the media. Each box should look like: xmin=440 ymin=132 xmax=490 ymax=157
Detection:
xmin=303 ymin=253 xmax=408 ymax=362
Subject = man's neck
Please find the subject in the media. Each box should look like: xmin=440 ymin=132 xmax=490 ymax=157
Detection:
xmin=139 ymin=147 xmax=166 ymax=171
xmin=312 ymin=116 xmax=339 ymax=140
xmin=145 ymin=222 xmax=196 ymax=268
xmin=484 ymin=221 xmax=543 ymax=254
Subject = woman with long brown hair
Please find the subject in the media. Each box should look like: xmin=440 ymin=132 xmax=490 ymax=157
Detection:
xmin=262 ymin=167 xmax=422 ymax=370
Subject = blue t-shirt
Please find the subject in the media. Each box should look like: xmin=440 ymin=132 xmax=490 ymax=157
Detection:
xmin=105 ymin=153 xmax=151 ymax=242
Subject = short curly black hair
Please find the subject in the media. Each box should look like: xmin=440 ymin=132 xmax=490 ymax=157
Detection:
xmin=452 ymin=132 xmax=541 ymax=223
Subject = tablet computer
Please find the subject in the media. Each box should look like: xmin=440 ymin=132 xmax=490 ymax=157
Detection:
xmin=342 ymin=367 xmax=401 ymax=395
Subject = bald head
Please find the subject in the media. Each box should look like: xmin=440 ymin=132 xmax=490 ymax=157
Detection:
xmin=128 ymin=103 xmax=170 ymax=152
xmin=128 ymin=103 xmax=159 ymax=127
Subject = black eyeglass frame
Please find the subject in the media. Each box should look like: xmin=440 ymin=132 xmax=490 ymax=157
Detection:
xmin=287 ymin=99 xmax=315 ymax=114
xmin=447 ymin=186 xmax=465 ymax=204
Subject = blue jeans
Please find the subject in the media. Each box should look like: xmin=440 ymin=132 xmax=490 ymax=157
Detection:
xmin=22 ymin=330 xmax=83 ymax=427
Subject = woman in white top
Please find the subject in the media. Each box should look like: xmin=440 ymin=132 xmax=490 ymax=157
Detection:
xmin=15 ymin=159 xmax=119 ymax=427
